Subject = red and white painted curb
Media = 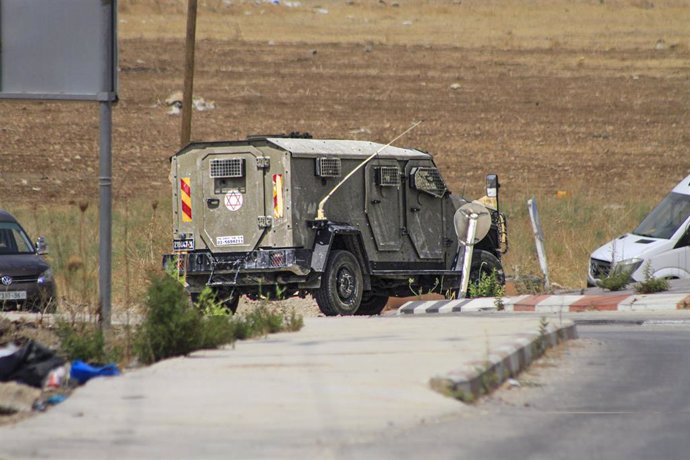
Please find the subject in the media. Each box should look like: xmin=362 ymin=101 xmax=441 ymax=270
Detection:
xmin=398 ymin=293 xmax=690 ymax=315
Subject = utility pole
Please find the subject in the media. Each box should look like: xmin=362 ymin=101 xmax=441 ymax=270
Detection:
xmin=180 ymin=0 xmax=198 ymax=147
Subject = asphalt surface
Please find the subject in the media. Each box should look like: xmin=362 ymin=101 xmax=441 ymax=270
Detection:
xmin=343 ymin=322 xmax=690 ymax=460
xmin=2 ymin=297 xmax=690 ymax=459
xmin=0 ymin=315 xmax=573 ymax=460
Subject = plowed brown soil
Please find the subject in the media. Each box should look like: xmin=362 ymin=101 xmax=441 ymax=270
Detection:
xmin=1 ymin=0 xmax=688 ymax=207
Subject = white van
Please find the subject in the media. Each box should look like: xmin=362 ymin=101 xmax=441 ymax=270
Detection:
xmin=588 ymin=174 xmax=690 ymax=286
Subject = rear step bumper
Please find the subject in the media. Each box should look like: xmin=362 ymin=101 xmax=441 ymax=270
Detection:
xmin=162 ymin=249 xmax=312 ymax=277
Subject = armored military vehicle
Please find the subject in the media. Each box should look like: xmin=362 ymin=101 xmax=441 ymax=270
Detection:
xmin=163 ymin=134 xmax=507 ymax=315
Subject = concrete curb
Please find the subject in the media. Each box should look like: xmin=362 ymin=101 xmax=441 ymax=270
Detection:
xmin=399 ymin=293 xmax=690 ymax=315
xmin=429 ymin=321 xmax=578 ymax=402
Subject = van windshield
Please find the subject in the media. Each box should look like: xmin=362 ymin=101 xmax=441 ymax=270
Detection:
xmin=0 ymin=222 xmax=34 ymax=255
xmin=633 ymin=192 xmax=690 ymax=240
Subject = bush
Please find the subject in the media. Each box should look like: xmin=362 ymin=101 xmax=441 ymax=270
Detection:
xmin=56 ymin=320 xmax=121 ymax=364
xmin=469 ymin=268 xmax=505 ymax=298
xmin=135 ymin=271 xmax=206 ymax=364
xmin=57 ymin=320 xmax=105 ymax=362
xmin=634 ymin=263 xmax=670 ymax=294
xmin=596 ymin=266 xmax=632 ymax=291
xmin=135 ymin=272 xmax=305 ymax=364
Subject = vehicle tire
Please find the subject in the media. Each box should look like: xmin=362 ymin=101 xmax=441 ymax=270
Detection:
xmin=315 ymin=250 xmax=363 ymax=316
xmin=355 ymin=292 xmax=389 ymax=316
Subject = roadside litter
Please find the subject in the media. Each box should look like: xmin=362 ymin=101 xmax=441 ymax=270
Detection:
xmin=164 ymin=91 xmax=215 ymax=115
xmin=0 ymin=339 xmax=122 ymax=420
xmin=0 ymin=340 xmax=65 ymax=388
xmin=70 ymin=360 xmax=121 ymax=385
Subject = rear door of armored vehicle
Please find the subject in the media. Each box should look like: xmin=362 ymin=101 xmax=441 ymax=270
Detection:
xmin=200 ymin=147 xmax=267 ymax=252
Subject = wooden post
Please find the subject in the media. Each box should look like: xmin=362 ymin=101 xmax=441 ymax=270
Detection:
xmin=180 ymin=0 xmax=198 ymax=147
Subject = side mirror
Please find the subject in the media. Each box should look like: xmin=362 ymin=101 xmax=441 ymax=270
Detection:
xmin=486 ymin=174 xmax=499 ymax=198
xmin=485 ymin=174 xmax=500 ymax=210
xmin=36 ymin=236 xmax=48 ymax=255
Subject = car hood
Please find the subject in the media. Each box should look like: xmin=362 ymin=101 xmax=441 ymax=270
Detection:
xmin=0 ymin=254 xmax=50 ymax=277
xmin=590 ymin=233 xmax=674 ymax=263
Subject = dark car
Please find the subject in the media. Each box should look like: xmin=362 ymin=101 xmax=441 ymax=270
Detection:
xmin=0 ymin=210 xmax=56 ymax=312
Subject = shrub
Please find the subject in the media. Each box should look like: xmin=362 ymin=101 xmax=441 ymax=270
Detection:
xmin=135 ymin=273 xmax=305 ymax=364
xmin=596 ymin=266 xmax=632 ymax=291
xmin=634 ymin=263 xmax=670 ymax=294
xmin=469 ymin=268 xmax=505 ymax=298
xmin=135 ymin=271 xmax=206 ymax=364
xmin=56 ymin=320 xmax=121 ymax=364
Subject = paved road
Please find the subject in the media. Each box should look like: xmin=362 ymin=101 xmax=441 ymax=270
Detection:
xmin=343 ymin=322 xmax=690 ymax=460
xmin=0 ymin=316 xmax=572 ymax=459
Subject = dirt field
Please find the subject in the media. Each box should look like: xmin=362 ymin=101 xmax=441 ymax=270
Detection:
xmin=1 ymin=0 xmax=688 ymax=204
xmin=1 ymin=0 xmax=689 ymax=288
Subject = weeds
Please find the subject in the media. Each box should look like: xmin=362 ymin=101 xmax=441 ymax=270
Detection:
xmin=56 ymin=319 xmax=121 ymax=364
xmin=469 ymin=268 xmax=505 ymax=298
xmin=596 ymin=266 xmax=632 ymax=291
xmin=534 ymin=317 xmax=550 ymax=355
xmin=634 ymin=262 xmax=670 ymax=294
xmin=134 ymin=270 xmax=304 ymax=365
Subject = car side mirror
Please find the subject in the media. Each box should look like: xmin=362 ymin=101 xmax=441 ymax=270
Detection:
xmin=36 ymin=236 xmax=48 ymax=255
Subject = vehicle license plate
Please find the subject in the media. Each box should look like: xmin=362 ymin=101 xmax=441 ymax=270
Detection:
xmin=173 ymin=239 xmax=195 ymax=251
xmin=0 ymin=291 xmax=27 ymax=300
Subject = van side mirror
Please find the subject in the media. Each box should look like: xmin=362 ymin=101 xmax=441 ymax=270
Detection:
xmin=36 ymin=236 xmax=48 ymax=255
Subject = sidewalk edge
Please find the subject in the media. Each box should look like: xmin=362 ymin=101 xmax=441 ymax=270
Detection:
xmin=429 ymin=322 xmax=578 ymax=403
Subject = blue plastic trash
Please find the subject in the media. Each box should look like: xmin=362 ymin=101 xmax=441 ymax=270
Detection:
xmin=70 ymin=360 xmax=121 ymax=385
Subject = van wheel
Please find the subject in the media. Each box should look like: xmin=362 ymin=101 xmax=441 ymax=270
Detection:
xmin=315 ymin=250 xmax=363 ymax=316
xmin=355 ymin=293 xmax=389 ymax=316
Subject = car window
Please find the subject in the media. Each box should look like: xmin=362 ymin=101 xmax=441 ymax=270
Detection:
xmin=0 ymin=223 xmax=34 ymax=255
xmin=633 ymin=192 xmax=690 ymax=240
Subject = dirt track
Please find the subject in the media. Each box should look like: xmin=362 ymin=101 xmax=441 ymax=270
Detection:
xmin=1 ymin=1 xmax=689 ymax=204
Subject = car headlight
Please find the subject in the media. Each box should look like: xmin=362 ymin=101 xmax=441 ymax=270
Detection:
xmin=38 ymin=269 xmax=53 ymax=284
xmin=613 ymin=258 xmax=643 ymax=276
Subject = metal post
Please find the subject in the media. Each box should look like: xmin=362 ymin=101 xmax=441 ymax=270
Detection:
xmin=180 ymin=0 xmax=198 ymax=147
xmin=528 ymin=198 xmax=550 ymax=291
xmin=459 ymin=213 xmax=478 ymax=298
xmin=99 ymin=100 xmax=113 ymax=328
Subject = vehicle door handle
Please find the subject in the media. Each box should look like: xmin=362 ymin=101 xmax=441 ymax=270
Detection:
xmin=207 ymin=198 xmax=220 ymax=208
xmin=410 ymin=207 xmax=420 ymax=212
xmin=370 ymin=199 xmax=381 ymax=204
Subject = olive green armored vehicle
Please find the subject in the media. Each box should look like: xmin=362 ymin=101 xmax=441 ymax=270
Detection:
xmin=163 ymin=134 xmax=507 ymax=315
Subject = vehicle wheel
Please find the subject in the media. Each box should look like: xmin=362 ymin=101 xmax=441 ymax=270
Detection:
xmin=315 ymin=250 xmax=363 ymax=316
xmin=355 ymin=292 xmax=389 ymax=316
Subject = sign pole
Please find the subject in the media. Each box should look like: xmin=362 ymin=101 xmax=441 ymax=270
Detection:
xmin=180 ymin=0 xmax=198 ymax=147
xmin=99 ymin=97 xmax=113 ymax=328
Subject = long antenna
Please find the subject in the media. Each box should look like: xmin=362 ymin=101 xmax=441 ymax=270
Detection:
xmin=315 ymin=121 xmax=422 ymax=221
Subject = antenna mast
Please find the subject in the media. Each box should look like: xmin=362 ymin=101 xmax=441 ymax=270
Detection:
xmin=315 ymin=121 xmax=421 ymax=221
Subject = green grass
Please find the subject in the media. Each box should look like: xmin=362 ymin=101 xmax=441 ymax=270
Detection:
xmin=3 ymin=189 xmax=658 ymax=316
xmin=501 ymin=191 xmax=655 ymax=290
xmin=8 ymin=196 xmax=170 ymax=313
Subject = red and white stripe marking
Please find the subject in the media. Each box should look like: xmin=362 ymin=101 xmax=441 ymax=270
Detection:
xmin=398 ymin=293 xmax=690 ymax=315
